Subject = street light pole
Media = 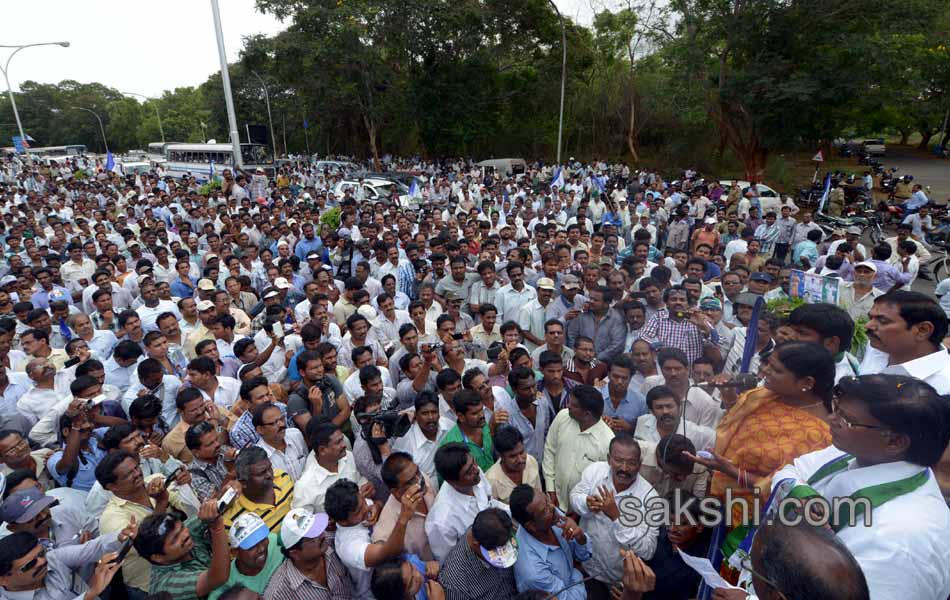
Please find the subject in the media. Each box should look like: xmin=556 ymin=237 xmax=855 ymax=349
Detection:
xmin=210 ymin=0 xmax=243 ymax=169
xmin=72 ymin=106 xmax=108 ymax=154
xmin=122 ymin=91 xmax=165 ymax=143
xmin=0 ymin=41 xmax=70 ymax=157
xmin=250 ymin=70 xmax=278 ymax=159
xmin=547 ymin=0 xmax=566 ymax=166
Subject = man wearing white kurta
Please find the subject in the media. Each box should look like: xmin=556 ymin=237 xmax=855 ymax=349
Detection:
xmin=769 ymin=374 xmax=950 ymax=600
xmin=569 ymin=436 xmax=659 ymax=587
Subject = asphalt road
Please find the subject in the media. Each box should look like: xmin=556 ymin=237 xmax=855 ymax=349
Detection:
xmin=872 ymin=146 xmax=950 ymax=202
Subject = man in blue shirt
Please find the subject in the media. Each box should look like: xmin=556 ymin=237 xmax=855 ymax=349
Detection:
xmin=596 ymin=354 xmax=646 ymax=433
xmin=293 ymin=222 xmax=323 ymax=261
xmin=903 ymin=183 xmax=929 ymax=213
xmin=511 ymin=483 xmax=592 ymax=600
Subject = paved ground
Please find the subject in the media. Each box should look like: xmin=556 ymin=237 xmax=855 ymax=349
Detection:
xmin=872 ymin=146 xmax=950 ymax=202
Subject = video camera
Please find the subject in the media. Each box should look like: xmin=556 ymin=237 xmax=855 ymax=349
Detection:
xmin=356 ymin=410 xmax=412 ymax=440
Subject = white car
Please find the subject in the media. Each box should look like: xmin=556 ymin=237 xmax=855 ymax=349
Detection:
xmin=314 ymin=160 xmax=359 ymax=174
xmin=332 ymin=178 xmax=412 ymax=206
xmin=718 ymin=180 xmax=798 ymax=215
xmin=860 ymin=138 xmax=886 ymax=156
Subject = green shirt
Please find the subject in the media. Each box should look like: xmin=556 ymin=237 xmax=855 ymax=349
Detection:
xmin=149 ymin=517 xmax=213 ymax=600
xmin=208 ymin=533 xmax=283 ymax=600
xmin=440 ymin=423 xmax=494 ymax=480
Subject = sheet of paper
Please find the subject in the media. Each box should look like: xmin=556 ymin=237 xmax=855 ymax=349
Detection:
xmin=676 ymin=548 xmax=744 ymax=590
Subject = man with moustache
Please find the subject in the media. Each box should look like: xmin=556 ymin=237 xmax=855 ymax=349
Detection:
xmin=569 ymin=433 xmax=659 ymax=594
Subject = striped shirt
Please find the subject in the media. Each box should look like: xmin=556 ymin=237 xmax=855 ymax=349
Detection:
xmin=149 ymin=517 xmax=214 ymax=600
xmin=438 ymin=530 xmax=518 ymax=600
xmin=221 ymin=469 xmax=295 ymax=533
xmin=263 ymin=547 xmax=353 ymax=600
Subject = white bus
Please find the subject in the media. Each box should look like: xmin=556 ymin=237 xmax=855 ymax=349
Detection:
xmin=147 ymin=142 xmax=173 ymax=166
xmin=164 ymin=143 xmax=274 ymax=182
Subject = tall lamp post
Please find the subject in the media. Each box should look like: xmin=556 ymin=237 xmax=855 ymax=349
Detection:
xmin=547 ymin=0 xmax=566 ymax=166
xmin=210 ymin=0 xmax=243 ymax=169
xmin=122 ymin=91 xmax=165 ymax=143
xmin=250 ymin=70 xmax=278 ymax=158
xmin=0 ymin=41 xmax=70 ymax=156
xmin=72 ymin=106 xmax=109 ymax=154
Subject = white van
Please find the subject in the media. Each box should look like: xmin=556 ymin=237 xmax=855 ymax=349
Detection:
xmin=476 ymin=158 xmax=527 ymax=177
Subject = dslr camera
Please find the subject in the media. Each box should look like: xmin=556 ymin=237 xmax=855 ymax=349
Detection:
xmin=356 ymin=410 xmax=412 ymax=440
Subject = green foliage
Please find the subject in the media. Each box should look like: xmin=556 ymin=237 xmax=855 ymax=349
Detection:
xmin=198 ymin=180 xmax=222 ymax=197
xmin=0 ymin=0 xmax=945 ymax=168
xmin=765 ymin=296 xmax=807 ymax=319
xmin=319 ymin=207 xmax=342 ymax=230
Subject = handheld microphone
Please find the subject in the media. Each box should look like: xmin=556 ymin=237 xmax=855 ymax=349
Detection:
xmin=698 ymin=373 xmax=759 ymax=391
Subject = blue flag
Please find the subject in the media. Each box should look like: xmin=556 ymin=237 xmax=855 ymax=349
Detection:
xmin=817 ymin=174 xmax=832 ymax=213
xmin=408 ymin=179 xmax=419 ymax=198
xmin=105 ymin=151 xmax=115 ymax=172
xmin=595 ymin=174 xmax=607 ymax=194
xmin=550 ymin=167 xmax=564 ymax=191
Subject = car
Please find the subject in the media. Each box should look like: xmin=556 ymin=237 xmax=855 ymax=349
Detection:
xmin=332 ymin=177 xmax=412 ymax=206
xmin=476 ymin=158 xmax=527 ymax=177
xmin=314 ymin=160 xmax=360 ymax=174
xmin=860 ymin=138 xmax=886 ymax=156
xmin=718 ymin=180 xmax=798 ymax=215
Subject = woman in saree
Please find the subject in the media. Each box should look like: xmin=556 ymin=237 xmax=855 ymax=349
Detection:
xmin=685 ymin=341 xmax=835 ymax=578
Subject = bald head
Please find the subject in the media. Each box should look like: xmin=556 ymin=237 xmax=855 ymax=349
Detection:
xmin=751 ymin=520 xmax=869 ymax=600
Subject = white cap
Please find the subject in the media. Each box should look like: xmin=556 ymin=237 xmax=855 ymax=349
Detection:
xmin=196 ymin=300 xmax=215 ymax=312
xmin=229 ymin=513 xmax=269 ymax=550
xmin=274 ymin=277 xmax=292 ymax=290
xmin=855 ymin=261 xmax=878 ymax=273
xmin=280 ymin=508 xmax=329 ymax=549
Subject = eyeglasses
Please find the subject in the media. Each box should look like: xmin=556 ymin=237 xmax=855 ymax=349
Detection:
xmin=830 ymin=398 xmax=886 ymax=431
xmin=1 ymin=437 xmax=27 ymax=456
xmin=739 ymin=554 xmax=788 ymax=599
xmin=261 ymin=416 xmax=286 ymax=427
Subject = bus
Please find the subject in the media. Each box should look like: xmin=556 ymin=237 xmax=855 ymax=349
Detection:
xmin=0 ymin=144 xmax=88 ymax=159
xmin=163 ymin=143 xmax=275 ymax=182
xmin=147 ymin=142 xmax=172 ymax=166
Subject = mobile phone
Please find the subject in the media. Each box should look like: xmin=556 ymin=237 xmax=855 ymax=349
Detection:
xmin=112 ymin=538 xmax=134 ymax=564
xmin=64 ymin=357 xmax=81 ymax=368
xmin=217 ymin=487 xmax=237 ymax=515
xmin=164 ymin=467 xmax=183 ymax=490
xmin=272 ymin=322 xmax=284 ymax=338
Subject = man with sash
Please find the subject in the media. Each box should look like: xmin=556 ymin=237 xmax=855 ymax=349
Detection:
xmin=765 ymin=374 xmax=950 ymax=600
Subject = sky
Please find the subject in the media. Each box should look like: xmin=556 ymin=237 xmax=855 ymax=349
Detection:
xmin=0 ymin=0 xmax=602 ymax=99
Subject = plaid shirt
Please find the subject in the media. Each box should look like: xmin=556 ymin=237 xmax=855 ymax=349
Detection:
xmin=90 ymin=311 xmax=121 ymax=334
xmin=639 ymin=309 xmax=718 ymax=364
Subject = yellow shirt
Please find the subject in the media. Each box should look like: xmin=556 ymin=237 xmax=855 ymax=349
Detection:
xmin=162 ymin=408 xmax=236 ymax=464
xmin=468 ymin=323 xmax=502 ymax=348
xmin=222 ymin=469 xmax=295 ymax=533
xmin=100 ymin=474 xmax=184 ymax=592
xmin=542 ymin=409 xmax=614 ymax=511
xmin=485 ymin=454 xmax=542 ymax=503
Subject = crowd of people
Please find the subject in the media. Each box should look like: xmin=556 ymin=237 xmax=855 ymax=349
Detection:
xmin=0 ymin=154 xmax=947 ymax=600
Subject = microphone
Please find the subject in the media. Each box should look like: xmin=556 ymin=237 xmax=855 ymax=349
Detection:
xmin=698 ymin=373 xmax=759 ymax=392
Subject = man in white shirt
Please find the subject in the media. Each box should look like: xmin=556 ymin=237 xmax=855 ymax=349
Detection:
xmin=425 ymin=442 xmax=509 ymax=562
xmin=634 ymin=385 xmax=716 ymax=452
xmin=569 ymin=434 xmax=658 ymax=588
xmin=293 ymin=422 xmax=373 ymax=513
xmin=392 ymin=392 xmax=454 ymax=481
xmin=859 ymin=290 xmax=950 ymax=394
xmin=770 ymin=374 xmax=950 ymax=600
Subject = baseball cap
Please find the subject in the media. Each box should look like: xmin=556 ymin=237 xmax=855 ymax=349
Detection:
xmin=229 ymin=513 xmax=270 ymax=550
xmin=49 ymin=290 xmax=70 ymax=304
xmin=700 ymin=297 xmax=723 ymax=311
xmin=855 ymin=261 xmax=878 ymax=272
xmin=561 ymin=274 xmax=581 ymax=290
xmin=537 ymin=277 xmax=555 ymax=290
xmin=280 ymin=508 xmax=329 ymax=549
xmin=287 ymin=219 xmax=298 ymax=226
xmin=846 ymin=226 xmax=862 ymax=235
xmin=263 ymin=289 xmax=280 ymax=300
xmin=704 ymin=217 xmax=717 ymax=225
xmin=445 ymin=291 xmax=463 ymax=302
xmin=0 ymin=488 xmax=56 ymax=524
xmin=274 ymin=277 xmax=292 ymax=290
xmin=196 ymin=300 xmax=215 ymax=312
xmin=205 ymin=253 xmax=219 ymax=263
xmin=306 ymin=252 xmax=320 ymax=261
xmin=276 ymin=239 xmax=289 ymax=248
xmin=598 ymin=256 xmax=614 ymax=266
xmin=749 ymin=272 xmax=773 ymax=283
xmin=0 ymin=275 xmax=18 ymax=286
xmin=480 ymin=534 xmax=519 ymax=568
xmin=197 ymin=278 xmax=216 ymax=291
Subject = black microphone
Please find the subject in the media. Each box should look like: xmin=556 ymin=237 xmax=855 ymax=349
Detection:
xmin=698 ymin=373 xmax=759 ymax=391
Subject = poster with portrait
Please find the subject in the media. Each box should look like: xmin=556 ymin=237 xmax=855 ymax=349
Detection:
xmin=788 ymin=269 xmax=840 ymax=305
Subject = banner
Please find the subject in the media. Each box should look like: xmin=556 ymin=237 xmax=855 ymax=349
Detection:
xmin=788 ymin=269 xmax=841 ymax=305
